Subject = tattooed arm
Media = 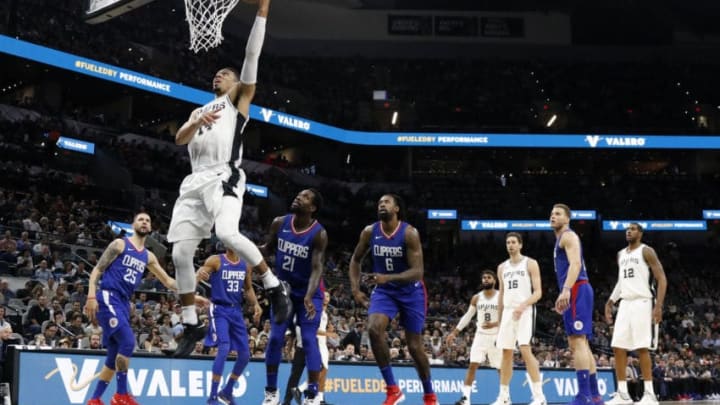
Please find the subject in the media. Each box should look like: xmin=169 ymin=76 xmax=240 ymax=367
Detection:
xmin=84 ymin=239 xmax=125 ymax=321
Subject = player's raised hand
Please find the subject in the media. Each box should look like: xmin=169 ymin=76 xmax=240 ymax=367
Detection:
xmin=84 ymin=297 xmax=98 ymax=321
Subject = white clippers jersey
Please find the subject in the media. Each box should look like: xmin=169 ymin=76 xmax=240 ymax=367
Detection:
xmin=501 ymin=256 xmax=532 ymax=307
xmin=617 ymin=244 xmax=653 ymax=299
xmin=188 ymin=94 xmax=248 ymax=172
xmin=474 ymin=290 xmax=500 ymax=335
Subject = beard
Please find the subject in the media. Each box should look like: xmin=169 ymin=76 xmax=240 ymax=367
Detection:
xmin=480 ymin=282 xmax=495 ymax=290
xmin=134 ymin=228 xmax=150 ymax=237
xmin=378 ymin=211 xmax=392 ymax=221
xmin=290 ymin=204 xmax=302 ymax=214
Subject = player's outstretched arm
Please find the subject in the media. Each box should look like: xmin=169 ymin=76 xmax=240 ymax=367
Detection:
xmin=147 ymin=251 xmax=177 ymax=291
xmin=258 ymin=216 xmax=283 ymax=257
xmin=85 ymin=238 xmax=125 ymax=320
xmin=233 ymin=0 xmax=270 ymax=118
xmin=349 ymin=225 xmax=372 ymax=307
xmin=446 ymin=295 xmax=478 ymax=345
xmin=176 ymin=108 xmax=219 ymax=145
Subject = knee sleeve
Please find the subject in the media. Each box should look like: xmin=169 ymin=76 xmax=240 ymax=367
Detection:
xmin=232 ymin=346 xmax=250 ymax=376
xmin=301 ymin=326 xmax=322 ymax=372
xmin=172 ymin=239 xmax=201 ymax=294
xmin=215 ymin=197 xmax=263 ymax=266
xmin=213 ymin=342 xmax=230 ymax=376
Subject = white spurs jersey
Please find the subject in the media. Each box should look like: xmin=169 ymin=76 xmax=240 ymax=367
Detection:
xmin=318 ymin=310 xmax=328 ymax=345
xmin=188 ymin=94 xmax=248 ymax=172
xmin=474 ymin=290 xmax=500 ymax=335
xmin=617 ymin=244 xmax=654 ymax=299
xmin=500 ymin=256 xmax=533 ymax=307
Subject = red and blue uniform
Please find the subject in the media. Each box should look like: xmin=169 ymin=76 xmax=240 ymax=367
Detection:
xmin=368 ymin=221 xmax=427 ymax=334
xmin=554 ymin=229 xmax=593 ymax=338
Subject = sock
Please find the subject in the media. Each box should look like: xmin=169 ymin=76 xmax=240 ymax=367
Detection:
xmin=421 ymin=377 xmax=434 ymax=394
xmin=618 ymin=380 xmax=628 ymax=394
xmin=462 ymin=385 xmax=472 ymax=399
xmin=644 ymin=380 xmax=655 ymax=395
xmin=261 ymin=270 xmax=279 ymax=289
xmin=182 ymin=305 xmax=198 ymax=325
xmin=307 ymin=382 xmax=319 ymax=398
xmin=577 ymin=370 xmax=590 ymax=397
xmin=299 ymin=381 xmax=308 ymax=392
xmin=500 ymin=384 xmax=510 ymax=398
xmin=590 ymin=373 xmax=600 ymax=397
xmin=533 ymin=381 xmax=544 ymax=398
xmin=267 ymin=372 xmax=278 ymax=389
xmin=317 ymin=392 xmax=324 ymax=401
xmin=380 ymin=366 xmax=396 ymax=387
xmin=116 ymin=371 xmax=128 ymax=395
xmin=210 ymin=379 xmax=220 ymax=399
xmin=222 ymin=378 xmax=236 ymax=397
xmin=91 ymin=380 xmax=110 ymax=399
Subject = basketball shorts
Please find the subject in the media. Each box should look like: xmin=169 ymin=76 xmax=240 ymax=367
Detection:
xmin=470 ymin=332 xmax=502 ymax=368
xmin=368 ymin=282 xmax=427 ymax=334
xmin=167 ymin=166 xmax=246 ymax=243
xmin=97 ymin=290 xmax=131 ymax=348
xmin=611 ymin=297 xmax=658 ymax=351
xmin=496 ymin=305 xmax=535 ymax=349
xmin=563 ymin=281 xmax=594 ymax=338
xmin=204 ymin=303 xmax=249 ymax=353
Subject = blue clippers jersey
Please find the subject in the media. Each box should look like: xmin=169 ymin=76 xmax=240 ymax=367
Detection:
xmin=553 ymin=229 xmax=589 ymax=289
xmin=209 ymin=255 xmax=247 ymax=306
xmin=100 ymin=237 xmax=148 ymax=299
xmin=371 ymin=221 xmax=414 ymax=290
xmin=275 ymin=215 xmax=324 ymax=299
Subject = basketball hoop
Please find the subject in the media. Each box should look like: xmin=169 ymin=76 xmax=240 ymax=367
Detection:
xmin=184 ymin=0 xmax=241 ymax=53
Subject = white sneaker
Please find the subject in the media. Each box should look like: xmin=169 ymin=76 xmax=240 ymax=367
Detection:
xmin=301 ymin=396 xmax=321 ymax=405
xmin=606 ymin=392 xmax=633 ymax=405
xmin=454 ymin=396 xmax=470 ymax=405
xmin=634 ymin=393 xmax=658 ymax=405
xmin=262 ymin=389 xmax=280 ymax=405
xmin=529 ymin=396 xmax=547 ymax=405
xmin=490 ymin=396 xmax=511 ymax=405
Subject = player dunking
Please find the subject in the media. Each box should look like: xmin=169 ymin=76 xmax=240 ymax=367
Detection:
xmin=550 ymin=204 xmax=603 ymax=405
xmin=168 ymin=0 xmax=290 ymax=358
xmin=260 ymin=189 xmax=328 ymax=405
xmin=195 ymin=248 xmax=263 ymax=405
xmin=350 ymin=194 xmax=438 ymax=405
xmin=85 ymin=213 xmax=177 ymax=405
xmin=604 ymin=223 xmax=667 ymax=405
xmin=491 ymin=233 xmax=546 ymax=405
xmin=446 ymin=270 xmax=502 ymax=405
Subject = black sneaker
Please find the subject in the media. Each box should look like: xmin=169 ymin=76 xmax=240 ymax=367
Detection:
xmin=292 ymin=387 xmax=302 ymax=405
xmin=267 ymin=281 xmax=293 ymax=324
xmin=172 ymin=322 xmax=208 ymax=358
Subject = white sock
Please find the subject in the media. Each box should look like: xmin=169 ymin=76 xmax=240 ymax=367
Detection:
xmin=618 ymin=380 xmax=628 ymax=394
xmin=500 ymin=384 xmax=510 ymax=398
xmin=317 ymin=392 xmax=324 ymax=401
xmin=298 ymin=381 xmax=307 ymax=392
xmin=462 ymin=385 xmax=472 ymax=399
xmin=644 ymin=380 xmax=655 ymax=395
xmin=532 ymin=382 xmax=544 ymax=397
xmin=261 ymin=270 xmax=280 ymax=289
xmin=182 ymin=305 xmax=198 ymax=325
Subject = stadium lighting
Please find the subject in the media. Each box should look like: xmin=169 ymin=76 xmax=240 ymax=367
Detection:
xmin=546 ymin=114 xmax=557 ymax=127
xmin=391 ymin=111 xmax=398 ymax=126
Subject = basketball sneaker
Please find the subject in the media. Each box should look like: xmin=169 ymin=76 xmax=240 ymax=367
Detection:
xmin=173 ymin=322 xmax=208 ymax=358
xmin=490 ymin=395 xmax=511 ymax=405
xmin=206 ymin=399 xmax=221 ymax=405
xmin=568 ymin=394 xmax=593 ymax=405
xmin=218 ymin=390 xmax=237 ymax=405
xmin=110 ymin=393 xmax=139 ymax=405
xmin=382 ymin=385 xmax=405 ymax=405
xmin=267 ymin=281 xmax=293 ymax=324
xmin=634 ymin=392 xmax=659 ymax=405
xmin=454 ymin=396 xmax=470 ymax=405
xmin=423 ymin=393 xmax=439 ymax=405
xmin=529 ymin=395 xmax=548 ymax=405
xmin=263 ymin=388 xmax=280 ymax=405
xmin=605 ymin=392 xmax=633 ymax=405
xmin=86 ymin=399 xmax=105 ymax=405
xmin=592 ymin=395 xmax=605 ymax=405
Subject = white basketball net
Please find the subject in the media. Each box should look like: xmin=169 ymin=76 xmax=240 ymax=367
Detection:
xmin=185 ymin=0 xmax=241 ymax=53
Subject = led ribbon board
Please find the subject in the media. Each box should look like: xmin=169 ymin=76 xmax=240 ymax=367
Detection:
xmin=4 ymin=35 xmax=720 ymax=149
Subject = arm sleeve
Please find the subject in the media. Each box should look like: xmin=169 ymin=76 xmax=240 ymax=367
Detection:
xmin=240 ymin=16 xmax=266 ymax=85
xmin=455 ymin=300 xmax=477 ymax=332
